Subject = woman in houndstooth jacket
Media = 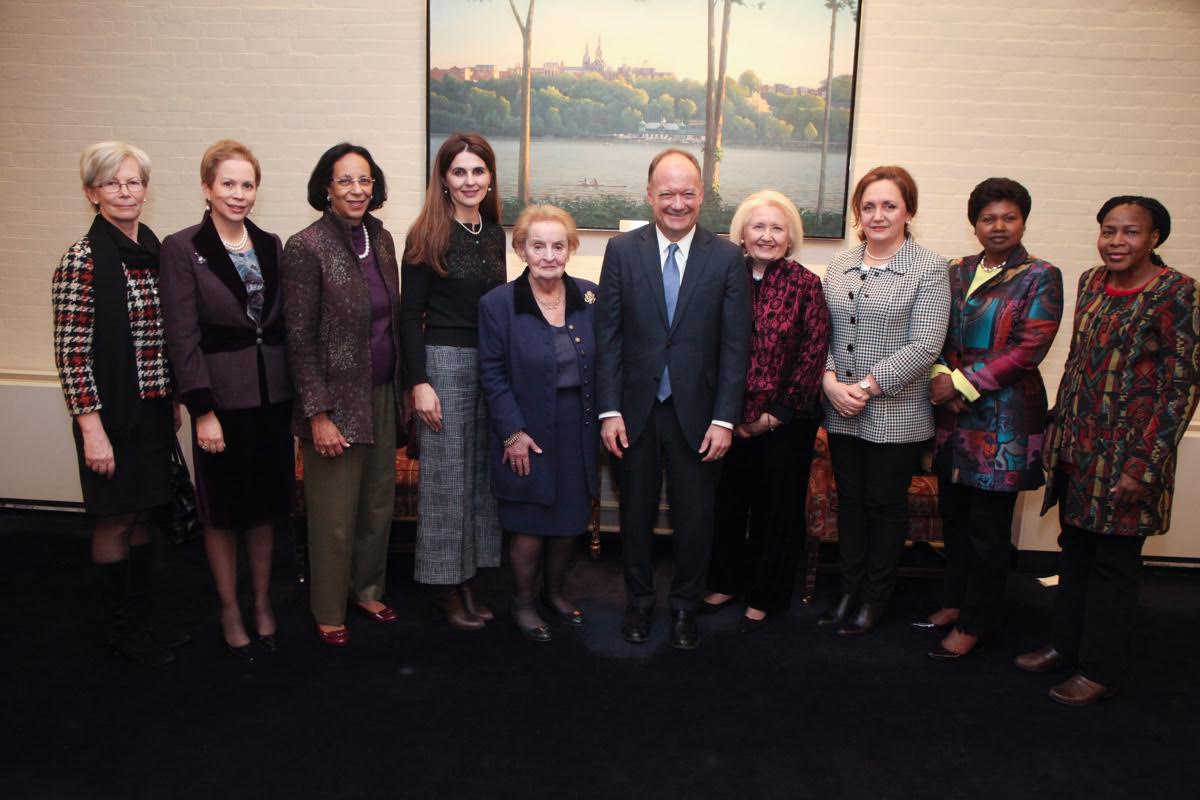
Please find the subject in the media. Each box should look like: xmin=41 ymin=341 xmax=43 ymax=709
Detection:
xmin=816 ymin=165 xmax=951 ymax=637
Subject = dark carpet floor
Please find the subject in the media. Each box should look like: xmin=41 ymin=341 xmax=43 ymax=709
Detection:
xmin=3 ymin=510 xmax=1199 ymax=799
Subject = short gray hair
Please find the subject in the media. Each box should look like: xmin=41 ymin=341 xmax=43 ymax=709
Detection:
xmin=729 ymin=189 xmax=805 ymax=258
xmin=79 ymin=141 xmax=152 ymax=188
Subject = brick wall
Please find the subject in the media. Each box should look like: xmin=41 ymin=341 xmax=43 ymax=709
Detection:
xmin=1 ymin=0 xmax=1198 ymax=385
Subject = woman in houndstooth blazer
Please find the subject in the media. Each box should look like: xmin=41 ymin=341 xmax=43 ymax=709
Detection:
xmin=816 ymin=165 xmax=951 ymax=637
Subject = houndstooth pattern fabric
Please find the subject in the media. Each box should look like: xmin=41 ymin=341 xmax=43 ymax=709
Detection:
xmin=822 ymin=238 xmax=950 ymax=443
xmin=52 ymin=236 xmax=171 ymax=415
xmin=413 ymin=345 xmax=501 ymax=584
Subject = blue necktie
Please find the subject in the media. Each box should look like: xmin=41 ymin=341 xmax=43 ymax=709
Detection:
xmin=658 ymin=243 xmax=680 ymax=402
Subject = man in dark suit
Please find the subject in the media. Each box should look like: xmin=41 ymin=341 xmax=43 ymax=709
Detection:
xmin=595 ymin=149 xmax=751 ymax=649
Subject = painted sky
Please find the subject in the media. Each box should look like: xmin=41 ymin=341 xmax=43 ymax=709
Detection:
xmin=430 ymin=0 xmax=859 ymax=90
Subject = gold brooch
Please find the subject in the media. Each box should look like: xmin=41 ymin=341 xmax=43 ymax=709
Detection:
xmin=584 ymin=290 xmax=596 ymax=304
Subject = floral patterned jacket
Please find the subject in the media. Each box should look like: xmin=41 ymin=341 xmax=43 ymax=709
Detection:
xmin=1042 ymin=264 xmax=1200 ymax=536
xmin=741 ymin=257 xmax=830 ymax=424
xmin=934 ymin=247 xmax=1064 ymax=491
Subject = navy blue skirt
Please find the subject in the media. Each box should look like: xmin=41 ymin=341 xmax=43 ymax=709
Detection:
xmin=499 ymin=388 xmax=591 ymax=537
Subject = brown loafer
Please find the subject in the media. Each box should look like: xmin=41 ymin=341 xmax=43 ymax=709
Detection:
xmin=1048 ymin=673 xmax=1115 ymax=706
xmin=1014 ymin=645 xmax=1071 ymax=673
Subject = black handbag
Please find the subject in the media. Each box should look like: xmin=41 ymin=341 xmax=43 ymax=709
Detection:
xmin=155 ymin=438 xmax=203 ymax=545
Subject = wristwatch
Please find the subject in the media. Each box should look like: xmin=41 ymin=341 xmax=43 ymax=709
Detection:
xmin=857 ymin=379 xmax=872 ymax=394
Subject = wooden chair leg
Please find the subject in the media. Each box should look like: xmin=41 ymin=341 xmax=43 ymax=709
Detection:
xmin=802 ymin=534 xmax=820 ymax=605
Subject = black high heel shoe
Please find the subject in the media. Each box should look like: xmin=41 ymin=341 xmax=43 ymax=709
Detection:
xmin=541 ymin=591 xmax=585 ymax=625
xmin=223 ymin=636 xmax=256 ymax=662
xmin=512 ymin=597 xmax=552 ymax=642
xmin=248 ymin=598 xmax=278 ymax=653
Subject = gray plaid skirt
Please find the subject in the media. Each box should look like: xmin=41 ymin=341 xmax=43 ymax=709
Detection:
xmin=413 ymin=345 xmax=501 ymax=584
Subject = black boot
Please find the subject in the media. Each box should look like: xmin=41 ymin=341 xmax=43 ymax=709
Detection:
xmin=817 ymin=593 xmax=856 ymax=627
xmin=838 ymin=602 xmax=885 ymax=637
xmin=129 ymin=544 xmax=191 ymax=649
xmin=96 ymin=561 xmax=174 ymax=666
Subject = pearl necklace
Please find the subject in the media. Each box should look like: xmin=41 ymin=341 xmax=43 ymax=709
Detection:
xmin=978 ymin=255 xmax=1006 ymax=271
xmin=864 ymin=240 xmax=904 ymax=263
xmin=534 ymin=286 xmax=564 ymax=311
xmin=220 ymin=226 xmax=249 ymax=252
xmin=456 ymin=217 xmax=483 ymax=235
xmin=356 ymin=230 xmax=370 ymax=260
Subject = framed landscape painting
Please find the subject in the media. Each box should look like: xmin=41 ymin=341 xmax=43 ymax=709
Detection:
xmin=427 ymin=0 xmax=863 ymax=237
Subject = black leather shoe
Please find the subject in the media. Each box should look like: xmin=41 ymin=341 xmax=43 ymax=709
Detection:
xmin=817 ymin=594 xmax=856 ymax=627
xmin=255 ymin=633 xmax=278 ymax=653
xmin=698 ymin=594 xmax=736 ymax=614
xmin=669 ymin=609 xmax=699 ymax=650
xmin=837 ymin=602 xmax=884 ymax=637
xmin=928 ymin=641 xmax=981 ymax=660
xmin=910 ymin=619 xmax=948 ymax=631
xmin=225 ymin=640 xmax=256 ymax=662
xmin=541 ymin=592 xmax=585 ymax=625
xmin=621 ymin=606 xmax=653 ymax=643
xmin=738 ymin=614 xmax=768 ymax=635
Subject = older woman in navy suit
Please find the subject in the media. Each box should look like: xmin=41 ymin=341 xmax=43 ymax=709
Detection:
xmin=478 ymin=205 xmax=599 ymax=642
xmin=160 ymin=140 xmax=294 ymax=661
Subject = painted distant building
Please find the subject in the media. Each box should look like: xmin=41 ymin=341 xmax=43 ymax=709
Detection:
xmin=639 ymin=120 xmax=704 ymax=143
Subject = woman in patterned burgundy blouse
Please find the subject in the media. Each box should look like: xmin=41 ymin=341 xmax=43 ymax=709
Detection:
xmin=1017 ymin=197 xmax=1200 ymax=705
xmin=52 ymin=142 xmax=187 ymax=667
xmin=702 ymin=190 xmax=830 ymax=631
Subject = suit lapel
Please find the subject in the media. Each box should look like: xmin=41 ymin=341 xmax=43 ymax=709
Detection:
xmin=192 ymin=214 xmax=249 ymax=309
xmin=671 ymin=227 xmax=712 ymax=333
xmin=636 ymin=225 xmax=670 ymax=329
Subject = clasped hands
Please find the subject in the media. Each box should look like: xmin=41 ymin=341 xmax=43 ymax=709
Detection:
xmin=929 ymin=373 xmax=970 ymax=413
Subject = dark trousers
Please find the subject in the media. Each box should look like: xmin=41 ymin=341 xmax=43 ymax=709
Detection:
xmin=938 ymin=472 xmax=1019 ymax=635
xmin=1052 ymin=515 xmax=1146 ymax=687
xmin=616 ymin=399 xmax=721 ymax=611
xmin=707 ymin=419 xmax=819 ymax=612
xmin=827 ymin=434 xmax=925 ymax=605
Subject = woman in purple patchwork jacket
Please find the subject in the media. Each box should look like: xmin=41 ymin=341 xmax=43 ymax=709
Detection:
xmin=702 ymin=190 xmax=830 ymax=632
xmin=916 ymin=178 xmax=1063 ymax=660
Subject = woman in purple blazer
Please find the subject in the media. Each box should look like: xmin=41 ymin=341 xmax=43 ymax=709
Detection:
xmin=160 ymin=140 xmax=294 ymax=661
xmin=478 ymin=205 xmax=599 ymax=642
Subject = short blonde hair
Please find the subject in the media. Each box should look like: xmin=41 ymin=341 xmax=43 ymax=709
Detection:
xmin=511 ymin=204 xmax=580 ymax=256
xmin=80 ymin=141 xmax=151 ymax=188
xmin=200 ymin=139 xmax=261 ymax=186
xmin=729 ymin=190 xmax=804 ymax=258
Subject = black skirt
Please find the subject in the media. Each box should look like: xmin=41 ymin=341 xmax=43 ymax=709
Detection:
xmin=73 ymin=398 xmax=174 ymax=516
xmin=192 ymin=400 xmax=295 ymax=529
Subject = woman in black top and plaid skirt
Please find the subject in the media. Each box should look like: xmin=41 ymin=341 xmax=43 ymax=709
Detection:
xmin=401 ymin=133 xmax=506 ymax=630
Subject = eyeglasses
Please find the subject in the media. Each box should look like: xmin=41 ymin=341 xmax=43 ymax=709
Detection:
xmin=96 ymin=179 xmax=146 ymax=194
xmin=332 ymin=176 xmax=375 ymax=190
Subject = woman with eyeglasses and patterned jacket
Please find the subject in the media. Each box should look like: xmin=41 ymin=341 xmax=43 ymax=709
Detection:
xmin=282 ymin=143 xmax=404 ymax=647
xmin=53 ymin=141 xmax=188 ymax=667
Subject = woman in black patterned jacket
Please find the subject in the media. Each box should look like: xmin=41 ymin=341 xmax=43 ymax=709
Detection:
xmin=52 ymin=141 xmax=187 ymax=666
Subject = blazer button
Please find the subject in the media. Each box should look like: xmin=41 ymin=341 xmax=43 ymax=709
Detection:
xmin=256 ymin=337 xmax=263 ymax=345
xmin=847 ymin=344 xmax=854 ymax=352
xmin=568 ymin=324 xmax=575 ymax=331
xmin=256 ymin=326 xmax=263 ymax=334
xmin=846 ymin=370 xmax=853 ymax=377
xmin=850 ymin=316 xmax=856 ymax=324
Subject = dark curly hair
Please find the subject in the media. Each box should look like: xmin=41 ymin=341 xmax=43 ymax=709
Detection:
xmin=967 ymin=177 xmax=1031 ymax=225
xmin=306 ymin=142 xmax=388 ymax=212
xmin=1096 ymin=195 xmax=1170 ymax=265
